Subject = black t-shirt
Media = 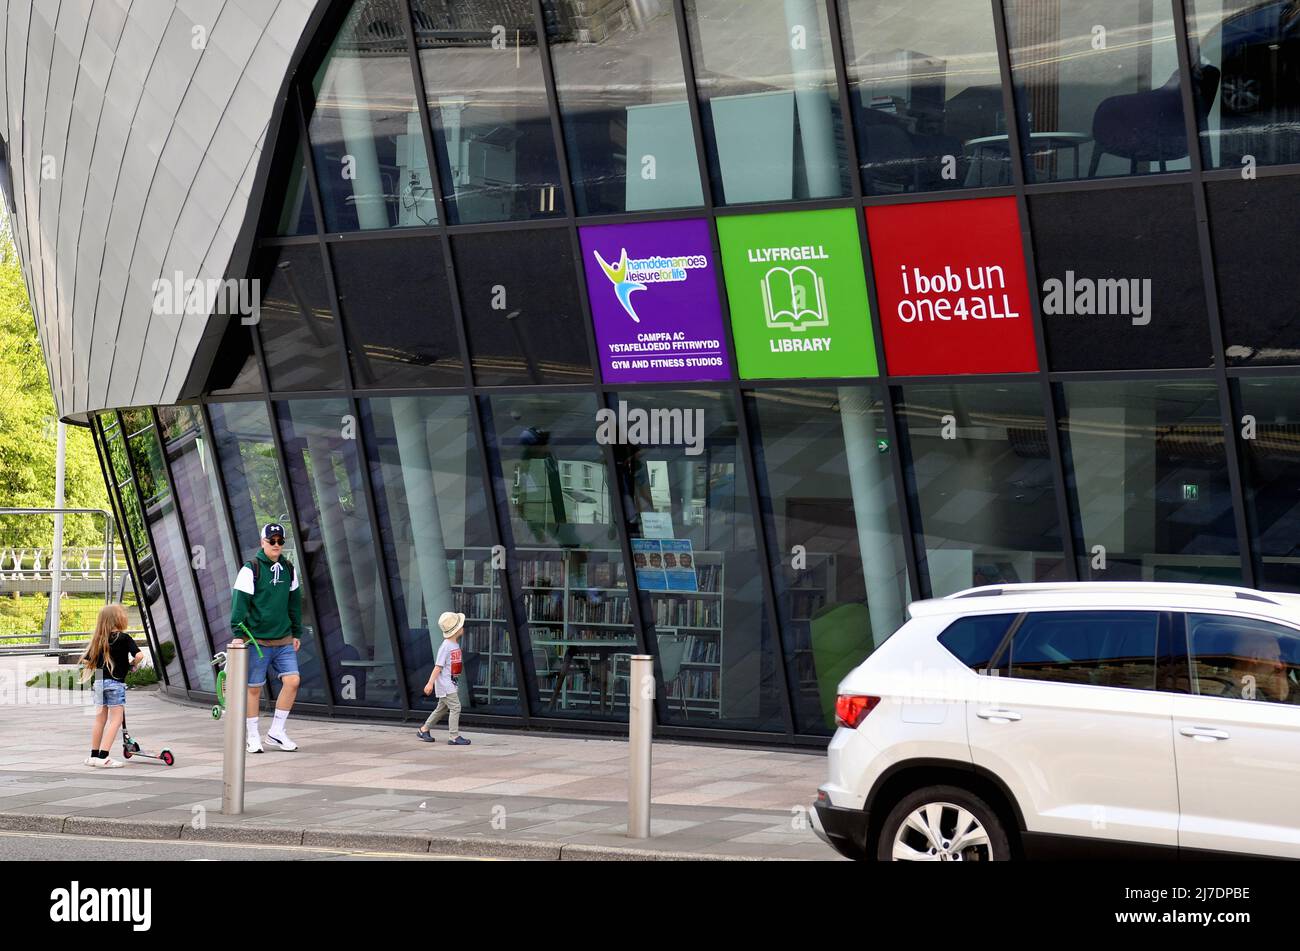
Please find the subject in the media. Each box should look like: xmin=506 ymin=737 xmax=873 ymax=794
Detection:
xmin=100 ymin=633 xmax=140 ymax=681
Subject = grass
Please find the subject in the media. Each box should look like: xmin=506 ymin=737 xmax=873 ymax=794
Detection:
xmin=0 ymin=593 xmax=143 ymax=640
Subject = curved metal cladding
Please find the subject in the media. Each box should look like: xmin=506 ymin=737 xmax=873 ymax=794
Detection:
xmin=0 ymin=0 xmax=320 ymax=419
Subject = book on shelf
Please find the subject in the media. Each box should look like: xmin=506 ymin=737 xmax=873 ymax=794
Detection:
xmin=569 ymin=558 xmax=628 ymax=589
xmin=523 ymin=590 xmax=565 ymax=622
xmin=517 ymin=557 xmax=564 ymax=589
xmin=568 ymin=592 xmax=632 ymax=624
xmin=652 ymin=596 xmax=720 ymax=628
xmin=664 ymin=668 xmax=719 ymax=702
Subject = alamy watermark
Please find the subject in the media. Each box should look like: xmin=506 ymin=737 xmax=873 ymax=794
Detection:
xmin=595 ymin=400 xmax=705 ymax=457
xmin=151 ymin=272 xmax=260 ymax=324
xmin=1042 ymin=271 xmax=1151 ymax=326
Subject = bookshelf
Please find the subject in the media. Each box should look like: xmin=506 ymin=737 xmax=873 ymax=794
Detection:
xmin=447 ymin=547 xmax=517 ymax=706
xmin=785 ymin=553 xmax=836 ymax=698
xmin=653 ymin=549 xmax=724 ymax=718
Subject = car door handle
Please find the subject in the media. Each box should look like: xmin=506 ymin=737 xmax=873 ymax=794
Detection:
xmin=976 ymin=708 xmax=1022 ymax=723
xmin=1179 ymin=726 xmax=1230 ymax=742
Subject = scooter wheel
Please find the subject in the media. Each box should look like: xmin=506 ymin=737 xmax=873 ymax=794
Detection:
xmin=122 ymin=747 xmax=133 ymax=759
xmin=211 ymin=706 xmax=221 ymax=719
xmin=161 ymin=751 xmax=174 ymax=767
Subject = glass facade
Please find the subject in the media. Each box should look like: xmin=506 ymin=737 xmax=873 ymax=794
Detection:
xmin=83 ymin=0 xmax=1300 ymax=744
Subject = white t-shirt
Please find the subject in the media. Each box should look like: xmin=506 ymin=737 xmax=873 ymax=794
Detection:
xmin=435 ymin=638 xmax=462 ymax=697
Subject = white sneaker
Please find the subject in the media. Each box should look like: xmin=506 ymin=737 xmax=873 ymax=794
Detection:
xmin=97 ymin=758 xmax=124 ymax=769
xmin=83 ymin=756 xmax=96 ymax=767
xmin=265 ymin=732 xmax=298 ymax=752
xmin=246 ymin=733 xmax=264 ymax=754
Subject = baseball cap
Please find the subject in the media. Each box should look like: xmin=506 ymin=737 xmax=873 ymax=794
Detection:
xmin=262 ymin=523 xmax=286 ymax=542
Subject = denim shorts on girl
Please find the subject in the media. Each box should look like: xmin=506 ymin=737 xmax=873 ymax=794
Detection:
xmin=247 ymin=643 xmax=299 ymax=687
xmin=94 ymin=676 xmax=126 ymax=708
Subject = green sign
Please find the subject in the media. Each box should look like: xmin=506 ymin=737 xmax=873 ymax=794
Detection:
xmin=717 ymin=208 xmax=877 ymax=379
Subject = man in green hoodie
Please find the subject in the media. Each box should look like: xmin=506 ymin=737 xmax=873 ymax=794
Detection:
xmin=230 ymin=523 xmax=303 ymax=753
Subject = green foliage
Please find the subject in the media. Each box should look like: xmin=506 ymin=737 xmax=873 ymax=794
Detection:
xmin=126 ymin=665 xmax=159 ymax=687
xmin=25 ymin=668 xmax=93 ymax=690
xmin=0 ymin=231 xmax=110 ymax=548
xmin=0 ymin=593 xmax=117 ymax=637
xmin=158 ymin=639 xmax=176 ymax=666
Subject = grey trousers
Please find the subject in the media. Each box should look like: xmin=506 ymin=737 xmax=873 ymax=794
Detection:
xmin=422 ymin=690 xmax=461 ymax=737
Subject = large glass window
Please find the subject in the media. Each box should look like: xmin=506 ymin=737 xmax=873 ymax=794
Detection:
xmin=543 ymin=0 xmax=704 ymax=214
xmin=1030 ymin=185 xmax=1212 ymax=371
xmin=451 ymin=229 xmax=593 ymax=386
xmin=613 ymin=390 xmax=785 ymax=732
xmin=1187 ymin=0 xmax=1300 ymax=170
xmin=747 ymin=386 xmax=910 ymax=734
xmin=482 ymin=392 xmax=629 ymax=721
xmin=157 ymin=406 xmax=239 ymax=656
xmin=278 ymin=399 xmax=401 ymax=708
xmin=207 ymin=400 xmax=328 ymax=703
xmin=1207 ymin=178 xmax=1300 ymax=367
xmin=1007 ymin=610 xmax=1160 ymax=690
xmin=121 ymin=410 xmax=214 ymax=691
xmin=1187 ymin=612 xmax=1300 ymax=704
xmin=97 ymin=414 xmax=184 ymax=688
xmin=412 ymin=0 xmax=565 ymax=223
xmin=684 ymin=0 xmax=849 ymax=204
xmin=1058 ymin=380 xmax=1241 ymax=584
xmin=254 ymin=245 xmax=343 ymax=392
xmin=274 ymin=120 xmax=317 ymax=237
xmin=1235 ymin=377 xmax=1300 ymax=590
xmin=838 ymin=0 xmax=1008 ymax=192
xmin=307 ymin=0 xmax=438 ymax=231
xmin=329 ymin=236 xmax=464 ymax=388
xmin=362 ymin=396 xmax=519 ymax=714
xmin=895 ymin=382 xmax=1065 ymax=596
xmin=1004 ymin=0 xmax=1193 ymax=183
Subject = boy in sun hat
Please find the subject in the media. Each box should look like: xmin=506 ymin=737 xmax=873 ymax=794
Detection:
xmin=416 ymin=611 xmax=471 ymax=746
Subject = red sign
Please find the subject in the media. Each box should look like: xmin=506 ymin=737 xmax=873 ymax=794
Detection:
xmin=867 ymin=197 xmax=1039 ymax=375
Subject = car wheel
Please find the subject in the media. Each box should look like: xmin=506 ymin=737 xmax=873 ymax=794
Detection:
xmin=1222 ymin=73 xmax=1262 ymax=114
xmin=876 ymin=785 xmax=1011 ymax=861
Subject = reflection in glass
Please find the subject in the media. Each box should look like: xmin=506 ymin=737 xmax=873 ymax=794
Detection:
xmin=482 ymin=392 xmax=630 ymax=721
xmin=838 ymin=0 xmax=1008 ymax=192
xmin=1005 ymin=0 xmax=1199 ymax=182
xmin=1235 ymin=378 xmax=1300 ymax=590
xmin=613 ymin=391 xmax=785 ymax=732
xmin=255 ymin=245 xmax=342 ymax=392
xmin=329 ymin=237 xmax=464 ymax=388
xmin=275 ymin=120 xmax=317 ymax=236
xmin=363 ymin=397 xmax=520 ymax=714
xmin=895 ymin=383 xmax=1065 ymax=596
xmin=1058 ymin=380 xmax=1241 ymax=584
xmin=307 ymin=0 xmax=437 ymax=231
xmin=1207 ymin=178 xmax=1300 ymax=366
xmin=96 ymin=414 xmax=184 ymax=688
xmin=748 ymin=387 xmax=910 ymax=734
xmin=157 ymin=406 xmax=239 ymax=655
xmin=684 ymin=0 xmax=849 ymax=204
xmin=452 ymin=230 xmax=592 ymax=386
xmin=543 ymin=0 xmax=704 ymax=214
xmin=412 ymin=0 xmax=565 ymax=223
xmin=1188 ymin=0 xmax=1300 ymax=169
xmin=278 ymin=399 xmax=401 ymax=708
xmin=207 ymin=401 xmax=328 ymax=703
xmin=121 ymin=410 xmax=214 ymax=690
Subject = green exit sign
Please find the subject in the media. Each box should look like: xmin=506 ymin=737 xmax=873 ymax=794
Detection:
xmin=1183 ymin=484 xmax=1199 ymax=501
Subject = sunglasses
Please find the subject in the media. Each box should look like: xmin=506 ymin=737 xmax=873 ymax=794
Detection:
xmin=266 ymin=537 xmax=285 ymax=546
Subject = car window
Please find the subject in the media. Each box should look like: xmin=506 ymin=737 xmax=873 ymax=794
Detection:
xmin=937 ymin=613 xmax=1017 ymax=671
xmin=1006 ymin=611 xmax=1159 ymax=690
xmin=1186 ymin=613 xmax=1300 ymax=705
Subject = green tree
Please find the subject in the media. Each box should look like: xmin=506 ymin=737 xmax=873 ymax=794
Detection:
xmin=0 ymin=228 xmax=110 ymax=550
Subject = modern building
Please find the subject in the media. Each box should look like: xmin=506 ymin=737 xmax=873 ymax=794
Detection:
xmin=4 ymin=0 xmax=1300 ymax=745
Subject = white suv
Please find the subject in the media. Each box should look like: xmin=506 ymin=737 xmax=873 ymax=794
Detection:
xmin=812 ymin=582 xmax=1300 ymax=861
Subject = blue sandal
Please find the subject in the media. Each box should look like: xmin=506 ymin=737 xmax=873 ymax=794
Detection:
xmin=416 ymin=729 xmax=435 ymax=742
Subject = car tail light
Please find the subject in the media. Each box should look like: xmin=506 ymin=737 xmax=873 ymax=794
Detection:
xmin=835 ymin=694 xmax=880 ymax=729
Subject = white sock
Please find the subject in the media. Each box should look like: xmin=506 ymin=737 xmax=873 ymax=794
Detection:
xmin=246 ymin=717 xmax=260 ymax=737
xmin=269 ymin=709 xmax=290 ymax=736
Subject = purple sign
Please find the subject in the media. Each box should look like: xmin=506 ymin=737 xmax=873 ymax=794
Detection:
xmin=579 ymin=219 xmax=731 ymax=383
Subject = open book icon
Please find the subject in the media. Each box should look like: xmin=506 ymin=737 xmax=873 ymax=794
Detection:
xmin=761 ymin=265 xmax=828 ymax=331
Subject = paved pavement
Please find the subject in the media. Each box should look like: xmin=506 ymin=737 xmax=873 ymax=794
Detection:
xmin=0 ymin=656 xmax=837 ymax=860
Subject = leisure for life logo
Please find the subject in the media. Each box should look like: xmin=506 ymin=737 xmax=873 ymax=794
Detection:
xmin=593 ymin=248 xmax=709 ymax=323
xmin=50 ymin=881 xmax=152 ymax=931
xmin=1042 ymin=272 xmax=1152 ymax=326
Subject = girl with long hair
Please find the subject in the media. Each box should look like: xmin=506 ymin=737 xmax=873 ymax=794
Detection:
xmin=80 ymin=603 xmax=141 ymax=768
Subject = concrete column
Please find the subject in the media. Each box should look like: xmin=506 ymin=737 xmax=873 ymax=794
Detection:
xmin=784 ymin=0 xmax=840 ymax=198
xmin=304 ymin=433 xmax=366 ymax=650
xmin=838 ymin=387 xmax=905 ymax=646
xmin=331 ymin=51 xmax=390 ymax=230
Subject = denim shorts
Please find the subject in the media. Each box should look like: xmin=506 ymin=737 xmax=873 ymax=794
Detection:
xmin=247 ymin=643 xmax=299 ymax=687
xmin=95 ymin=677 xmax=126 ymax=708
